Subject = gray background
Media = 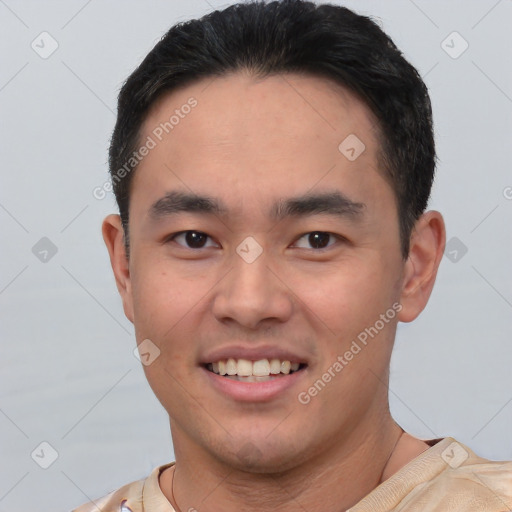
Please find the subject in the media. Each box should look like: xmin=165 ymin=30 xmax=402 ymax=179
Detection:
xmin=1 ymin=0 xmax=511 ymax=510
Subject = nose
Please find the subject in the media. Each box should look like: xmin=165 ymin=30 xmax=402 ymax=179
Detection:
xmin=211 ymin=248 xmax=294 ymax=330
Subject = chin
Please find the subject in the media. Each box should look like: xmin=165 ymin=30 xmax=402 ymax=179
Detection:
xmin=210 ymin=434 xmax=313 ymax=474
xmin=226 ymin=451 xmax=303 ymax=474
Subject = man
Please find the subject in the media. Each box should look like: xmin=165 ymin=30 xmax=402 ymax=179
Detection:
xmin=74 ymin=1 xmax=512 ymax=510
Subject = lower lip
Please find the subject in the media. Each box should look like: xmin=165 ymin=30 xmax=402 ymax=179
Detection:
xmin=201 ymin=367 xmax=306 ymax=402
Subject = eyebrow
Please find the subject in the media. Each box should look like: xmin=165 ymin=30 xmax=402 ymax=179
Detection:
xmin=271 ymin=191 xmax=365 ymax=221
xmin=148 ymin=190 xmax=365 ymax=222
xmin=149 ymin=191 xmax=227 ymax=218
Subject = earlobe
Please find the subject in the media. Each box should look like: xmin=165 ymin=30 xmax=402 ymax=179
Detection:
xmin=398 ymin=211 xmax=446 ymax=323
xmin=102 ymin=214 xmax=134 ymax=323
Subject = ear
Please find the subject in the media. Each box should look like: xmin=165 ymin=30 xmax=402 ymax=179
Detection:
xmin=398 ymin=210 xmax=446 ymax=323
xmin=102 ymin=214 xmax=134 ymax=323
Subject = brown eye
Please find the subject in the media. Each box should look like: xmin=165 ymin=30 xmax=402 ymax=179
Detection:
xmin=308 ymin=232 xmax=331 ymax=249
xmin=184 ymin=231 xmax=207 ymax=248
xmin=294 ymin=231 xmax=337 ymax=250
xmin=172 ymin=231 xmax=216 ymax=249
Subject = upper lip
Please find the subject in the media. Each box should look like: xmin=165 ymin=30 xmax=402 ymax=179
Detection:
xmin=199 ymin=345 xmax=310 ymax=365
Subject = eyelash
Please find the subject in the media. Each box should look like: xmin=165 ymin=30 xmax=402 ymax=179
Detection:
xmin=166 ymin=230 xmax=344 ymax=251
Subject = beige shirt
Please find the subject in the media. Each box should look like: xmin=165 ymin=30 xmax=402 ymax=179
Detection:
xmin=73 ymin=437 xmax=512 ymax=511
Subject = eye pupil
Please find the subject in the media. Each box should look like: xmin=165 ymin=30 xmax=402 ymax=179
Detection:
xmin=309 ymin=232 xmax=330 ymax=249
xmin=185 ymin=231 xmax=207 ymax=248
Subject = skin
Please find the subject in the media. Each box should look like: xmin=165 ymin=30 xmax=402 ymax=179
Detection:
xmin=103 ymin=72 xmax=446 ymax=512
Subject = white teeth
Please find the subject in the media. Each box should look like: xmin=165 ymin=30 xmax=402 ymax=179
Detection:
xmin=280 ymin=360 xmax=291 ymax=374
xmin=269 ymin=358 xmax=281 ymax=374
xmin=237 ymin=358 xmax=253 ymax=377
xmin=226 ymin=358 xmax=237 ymax=376
xmin=253 ymin=359 xmax=270 ymax=377
xmin=208 ymin=358 xmax=303 ymax=377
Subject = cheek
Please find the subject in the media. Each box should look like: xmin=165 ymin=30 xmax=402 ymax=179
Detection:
xmin=131 ymin=265 xmax=203 ymax=409
xmin=286 ymin=258 xmax=398 ymax=335
xmin=130 ymin=258 xmax=201 ymax=350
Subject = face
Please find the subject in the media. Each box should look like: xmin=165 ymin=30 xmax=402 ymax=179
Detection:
xmin=106 ymin=72 xmax=433 ymax=473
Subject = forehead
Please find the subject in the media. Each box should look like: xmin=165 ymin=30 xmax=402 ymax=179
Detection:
xmin=142 ymin=71 xmax=380 ymax=153
xmin=133 ymin=72 xmax=387 ymax=212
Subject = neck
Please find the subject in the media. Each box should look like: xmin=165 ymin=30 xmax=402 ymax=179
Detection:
xmin=161 ymin=416 xmax=412 ymax=512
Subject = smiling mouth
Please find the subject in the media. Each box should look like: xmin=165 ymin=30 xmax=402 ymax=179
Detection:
xmin=205 ymin=358 xmax=307 ymax=382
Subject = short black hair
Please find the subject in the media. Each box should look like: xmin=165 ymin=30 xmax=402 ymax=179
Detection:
xmin=109 ymin=0 xmax=436 ymax=258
